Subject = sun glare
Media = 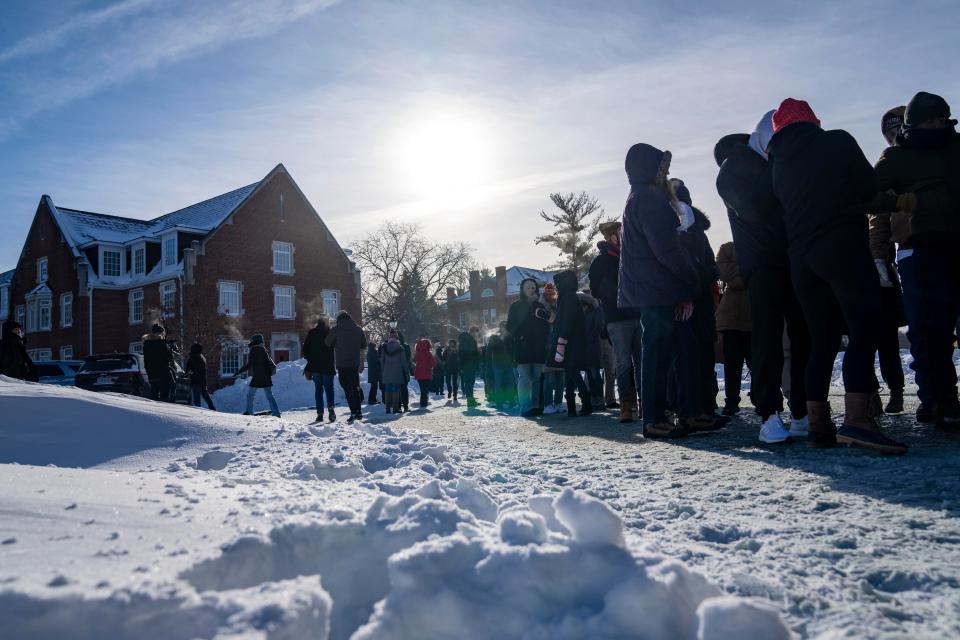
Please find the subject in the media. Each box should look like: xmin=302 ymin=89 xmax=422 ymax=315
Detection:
xmin=394 ymin=111 xmax=494 ymax=201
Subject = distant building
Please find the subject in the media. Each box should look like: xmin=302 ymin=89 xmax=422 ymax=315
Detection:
xmin=2 ymin=163 xmax=361 ymax=388
xmin=444 ymin=266 xmax=557 ymax=341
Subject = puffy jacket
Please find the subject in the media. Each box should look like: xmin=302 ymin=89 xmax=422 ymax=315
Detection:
xmin=715 ymin=242 xmax=752 ymax=332
xmin=237 ymin=344 xmax=276 ymax=388
xmin=303 ymin=324 xmax=336 ymax=375
xmin=324 ymin=312 xmax=367 ymax=371
xmin=579 ymin=292 xmax=604 ymax=369
xmin=444 ymin=348 xmax=460 ymax=373
xmin=589 ymin=241 xmax=639 ymax=323
xmin=505 ymin=296 xmax=550 ymax=365
xmin=548 ymin=270 xmax=587 ymax=371
xmin=413 ymin=339 xmax=436 ymax=380
xmin=618 ymin=143 xmax=699 ymax=310
xmin=142 ymin=334 xmax=175 ymax=381
xmin=380 ymin=339 xmax=410 ymax=385
xmin=458 ymin=332 xmax=480 ymax=370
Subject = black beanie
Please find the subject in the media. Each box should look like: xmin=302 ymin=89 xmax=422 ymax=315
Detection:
xmin=904 ymin=92 xmax=955 ymax=126
xmin=151 ymin=323 xmax=165 ymax=335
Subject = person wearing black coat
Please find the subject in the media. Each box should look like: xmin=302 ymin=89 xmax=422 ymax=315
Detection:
xmin=325 ymin=311 xmax=368 ymax=422
xmin=444 ymin=339 xmax=460 ymax=401
xmin=143 ymin=324 xmax=176 ymax=402
xmin=768 ymin=98 xmax=904 ymax=454
xmin=547 ymin=269 xmax=592 ymax=417
xmin=458 ymin=327 xmax=481 ymax=407
xmin=715 ymin=112 xmax=811 ymax=443
xmin=505 ymin=277 xmax=550 ymax=417
xmin=579 ymin=292 xmax=605 ymax=408
xmin=303 ymin=316 xmax=337 ymax=423
xmin=185 ymin=343 xmax=216 ymax=410
xmin=0 ymin=319 xmax=37 ymax=381
xmin=236 ymin=333 xmax=280 ymax=417
xmin=431 ymin=345 xmax=446 ymax=397
xmin=366 ymin=342 xmax=382 ymax=405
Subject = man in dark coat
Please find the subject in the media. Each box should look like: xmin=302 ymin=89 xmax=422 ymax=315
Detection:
xmin=366 ymin=342 xmax=383 ymax=405
xmin=235 ymin=333 xmax=280 ymax=417
xmin=0 ymin=319 xmax=37 ymax=381
xmin=768 ymin=98 xmax=904 ymax=454
xmin=143 ymin=324 xmax=176 ymax=402
xmin=444 ymin=339 xmax=460 ymax=401
xmin=715 ymin=110 xmax=810 ymax=444
xmin=548 ymin=269 xmax=592 ymax=417
xmin=875 ymin=92 xmax=960 ymax=426
xmin=324 ymin=310 xmax=368 ymax=422
xmin=505 ymin=277 xmax=550 ymax=417
xmin=458 ymin=327 xmax=481 ymax=407
xmin=185 ymin=343 xmax=216 ymax=410
xmin=590 ymin=220 xmax=640 ymax=422
xmin=303 ymin=315 xmax=337 ymax=423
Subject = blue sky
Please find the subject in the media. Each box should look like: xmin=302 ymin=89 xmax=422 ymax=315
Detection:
xmin=2 ymin=0 xmax=959 ymax=273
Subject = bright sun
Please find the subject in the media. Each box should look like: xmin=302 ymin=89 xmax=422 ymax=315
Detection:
xmin=394 ymin=112 xmax=494 ymax=201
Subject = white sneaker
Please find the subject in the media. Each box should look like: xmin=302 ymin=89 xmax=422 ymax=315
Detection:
xmin=789 ymin=415 xmax=809 ymax=438
xmin=543 ymin=403 xmax=559 ymax=415
xmin=759 ymin=413 xmax=792 ymax=444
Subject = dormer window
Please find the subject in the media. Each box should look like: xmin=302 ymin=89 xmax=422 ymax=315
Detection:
xmin=37 ymin=257 xmax=48 ymax=283
xmin=101 ymin=247 xmax=122 ymax=278
xmin=163 ymin=233 xmax=177 ymax=268
xmin=132 ymin=244 xmax=146 ymax=276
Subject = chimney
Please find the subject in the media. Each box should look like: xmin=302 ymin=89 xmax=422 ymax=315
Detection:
xmin=468 ymin=270 xmax=480 ymax=303
xmin=495 ymin=266 xmax=507 ymax=300
xmin=446 ymin=287 xmax=456 ymax=303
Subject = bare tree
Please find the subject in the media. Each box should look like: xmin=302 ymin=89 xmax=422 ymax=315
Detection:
xmin=351 ymin=222 xmax=475 ymax=339
xmin=535 ymin=192 xmax=605 ymax=280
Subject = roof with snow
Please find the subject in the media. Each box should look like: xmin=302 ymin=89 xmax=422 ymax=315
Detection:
xmin=452 ymin=266 xmax=558 ymax=302
xmin=0 ymin=269 xmax=13 ymax=286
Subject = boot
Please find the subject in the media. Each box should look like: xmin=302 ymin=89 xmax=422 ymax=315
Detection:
xmin=806 ymin=401 xmax=837 ymax=448
xmin=868 ymin=390 xmax=884 ymax=418
xmin=836 ymin=393 xmax=908 ymax=454
xmin=566 ymin=395 xmax=578 ymax=418
xmin=884 ymin=387 xmax=904 ymax=414
xmin=619 ymin=402 xmax=634 ymax=424
xmin=579 ymin=396 xmax=594 ymax=417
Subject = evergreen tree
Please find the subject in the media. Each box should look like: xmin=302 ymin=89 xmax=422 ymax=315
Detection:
xmin=535 ymin=191 xmax=604 ymax=281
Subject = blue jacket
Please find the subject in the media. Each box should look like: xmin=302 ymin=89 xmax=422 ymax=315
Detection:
xmin=617 ymin=144 xmax=699 ymax=310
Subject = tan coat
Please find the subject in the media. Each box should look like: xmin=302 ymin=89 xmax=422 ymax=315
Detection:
xmin=868 ymin=211 xmax=911 ymax=260
xmin=715 ymin=242 xmax=752 ymax=333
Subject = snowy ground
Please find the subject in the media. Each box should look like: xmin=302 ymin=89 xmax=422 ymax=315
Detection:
xmin=1 ymin=353 xmax=959 ymax=639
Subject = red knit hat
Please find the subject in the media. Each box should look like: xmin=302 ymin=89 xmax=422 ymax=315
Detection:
xmin=772 ymin=98 xmax=821 ymax=133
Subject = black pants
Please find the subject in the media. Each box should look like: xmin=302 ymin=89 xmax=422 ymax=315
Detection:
xmin=368 ymin=378 xmax=381 ymax=404
xmin=338 ymin=368 xmax=362 ymax=415
xmin=747 ymin=268 xmax=810 ymax=418
xmin=791 ymin=235 xmax=881 ymax=402
xmin=148 ymin=376 xmax=173 ymax=402
xmin=692 ymin=291 xmax=719 ymax=411
xmin=564 ymin=369 xmax=590 ymax=409
xmin=721 ymin=330 xmax=752 ymax=407
xmin=446 ymin=371 xmax=459 ymax=396
xmin=877 ymin=322 xmax=905 ymax=392
xmin=417 ymin=379 xmax=431 ymax=406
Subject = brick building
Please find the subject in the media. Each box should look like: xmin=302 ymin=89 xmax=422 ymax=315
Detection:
xmin=444 ymin=266 xmax=557 ymax=340
xmin=1 ymin=163 xmax=361 ymax=388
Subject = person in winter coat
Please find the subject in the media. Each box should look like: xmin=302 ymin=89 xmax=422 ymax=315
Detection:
xmin=715 ymin=242 xmax=752 ymax=415
xmin=540 ymin=282 xmax=565 ymax=414
xmin=185 ymin=343 xmax=216 ymax=410
xmin=0 ymin=319 xmax=37 ymax=381
xmin=303 ymin=315 xmax=337 ymax=423
xmin=325 ymin=310 xmax=368 ymax=422
xmin=768 ymin=98 xmax=905 ymax=454
xmin=444 ymin=339 xmax=460 ymax=401
xmin=380 ymin=330 xmax=410 ymax=414
xmin=143 ymin=324 xmax=176 ymax=402
xmin=505 ymin=277 xmax=550 ymax=416
xmin=874 ymin=92 xmax=960 ymax=427
xmin=413 ymin=338 xmax=436 ymax=408
xmin=715 ymin=111 xmax=810 ymax=444
xmin=486 ymin=322 xmax=517 ymax=410
xmin=398 ymin=332 xmax=413 ymax=412
xmin=236 ymin=333 xmax=280 ymax=417
xmin=579 ymin=291 xmax=606 ymax=409
xmin=366 ymin=342 xmax=382 ymax=405
xmin=547 ymin=269 xmax=592 ymax=417
xmin=618 ymin=143 xmax=717 ymax=438
xmin=458 ymin=326 xmax=481 ymax=407
xmin=431 ymin=344 xmax=446 ymax=397
xmin=590 ymin=221 xmax=639 ymax=422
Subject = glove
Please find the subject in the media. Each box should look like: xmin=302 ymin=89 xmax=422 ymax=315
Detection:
xmin=554 ymin=340 xmax=567 ymax=364
xmin=675 ymin=301 xmax=694 ymax=322
xmin=896 ymin=192 xmax=918 ymax=214
xmin=875 ymin=259 xmax=893 ymax=288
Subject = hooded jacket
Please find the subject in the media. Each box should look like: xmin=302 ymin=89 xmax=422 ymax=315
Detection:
xmin=380 ymin=338 xmax=410 ymax=385
xmin=413 ymin=339 xmax=436 ymax=380
xmin=617 ymin=143 xmax=699 ymax=310
xmin=457 ymin=331 xmax=480 ymax=370
xmin=768 ymin=122 xmax=879 ymax=255
xmin=549 ymin=270 xmax=587 ymax=371
xmin=0 ymin=320 xmax=36 ymax=381
xmin=677 ymin=204 xmax=718 ymax=292
xmin=505 ymin=279 xmax=550 ymax=365
xmin=324 ymin=312 xmax=368 ymax=371
xmin=588 ymin=240 xmax=639 ymax=324
xmin=303 ymin=321 xmax=336 ymax=375
xmin=237 ymin=344 xmax=277 ymax=388
xmin=715 ymin=242 xmax=752 ymax=332
xmin=444 ymin=346 xmax=460 ymax=373
xmin=142 ymin=333 xmax=175 ymax=381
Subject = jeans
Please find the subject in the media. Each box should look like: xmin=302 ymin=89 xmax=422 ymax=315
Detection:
xmin=338 ymin=368 xmax=362 ymax=416
xmin=606 ymin=318 xmax=642 ymax=405
xmin=460 ymin=368 xmax=477 ymax=398
xmin=720 ymin=330 xmax=751 ymax=408
xmin=446 ymin=371 xmax=459 ymax=396
xmin=543 ymin=370 xmax=565 ymax=406
xmin=245 ymin=386 xmax=280 ymax=416
xmin=516 ymin=363 xmax=544 ymax=413
xmin=601 ymin=340 xmax=616 ymax=403
xmin=191 ymin=384 xmax=216 ymax=410
xmin=640 ymin=305 xmax=698 ymax=424
xmin=312 ymin=373 xmax=335 ymax=413
xmin=417 ymin=379 xmax=431 ymax=406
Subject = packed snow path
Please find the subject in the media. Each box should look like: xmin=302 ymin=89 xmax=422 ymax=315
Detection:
xmin=282 ymin=394 xmax=960 ymax=639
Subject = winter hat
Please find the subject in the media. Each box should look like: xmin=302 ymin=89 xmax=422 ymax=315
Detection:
xmin=881 ymin=106 xmax=906 ymax=144
xmin=748 ymin=110 xmax=776 ymax=159
xmin=151 ymin=323 xmax=165 ymax=335
xmin=518 ymin=277 xmax=540 ymax=297
xmin=772 ymin=98 xmax=821 ymax=133
xmin=669 ymin=178 xmax=692 ymax=205
xmin=598 ymin=220 xmax=621 ymax=237
xmin=904 ymin=91 xmax=955 ymax=127
xmin=248 ymin=333 xmax=264 ymax=346
xmin=713 ymin=133 xmax=750 ymax=167
xmin=542 ymin=281 xmax=558 ymax=303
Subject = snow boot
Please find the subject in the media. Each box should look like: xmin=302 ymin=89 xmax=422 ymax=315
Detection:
xmin=328 ymin=408 xmax=336 ymax=423
xmin=884 ymin=387 xmax=904 ymax=414
xmin=805 ymin=401 xmax=837 ymax=448
xmin=619 ymin=402 xmax=634 ymax=424
xmin=314 ymin=413 xmax=324 ymax=424
xmin=836 ymin=393 xmax=908 ymax=454
xmin=644 ymin=422 xmax=688 ymax=439
xmin=679 ymin=414 xmax=724 ymax=433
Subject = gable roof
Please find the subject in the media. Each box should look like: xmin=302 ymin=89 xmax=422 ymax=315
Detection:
xmin=0 ymin=269 xmax=13 ymax=286
xmin=452 ymin=266 xmax=558 ymax=302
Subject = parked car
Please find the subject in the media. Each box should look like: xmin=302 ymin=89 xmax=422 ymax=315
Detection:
xmin=75 ymin=353 xmax=151 ymax=397
xmin=34 ymin=360 xmax=84 ymax=386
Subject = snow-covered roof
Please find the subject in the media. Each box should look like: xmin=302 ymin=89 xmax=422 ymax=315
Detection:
xmin=52 ymin=182 xmax=260 ymax=247
xmin=452 ymin=266 xmax=558 ymax=302
xmin=0 ymin=269 xmax=13 ymax=286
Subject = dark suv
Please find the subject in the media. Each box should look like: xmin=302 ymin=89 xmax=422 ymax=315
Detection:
xmin=75 ymin=353 xmax=191 ymax=402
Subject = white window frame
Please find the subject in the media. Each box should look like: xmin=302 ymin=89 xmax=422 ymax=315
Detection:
xmin=219 ymin=339 xmax=246 ymax=378
xmin=0 ymin=286 xmax=9 ymax=321
xmin=26 ymin=294 xmax=52 ymax=332
xmin=272 ymin=241 xmax=294 ymax=275
xmin=129 ymin=341 xmax=143 ymax=355
xmin=160 ymin=281 xmax=177 ymax=313
xmin=218 ymin=280 xmax=243 ymax=317
xmin=100 ymin=245 xmax=123 ymax=279
xmin=321 ymin=289 xmax=340 ymax=317
xmin=28 ymin=348 xmax=52 ymax=362
xmin=132 ymin=243 xmax=146 ymax=277
xmin=60 ymin=345 xmax=74 ymax=361
xmin=162 ymin=232 xmax=178 ymax=269
xmin=37 ymin=257 xmax=48 ymax=283
xmin=15 ymin=304 xmax=25 ymax=330
xmin=273 ymin=285 xmax=295 ymax=319
xmin=129 ymin=289 xmax=144 ymax=324
xmin=458 ymin=311 xmax=466 ymax=329
xmin=60 ymin=292 xmax=73 ymax=328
